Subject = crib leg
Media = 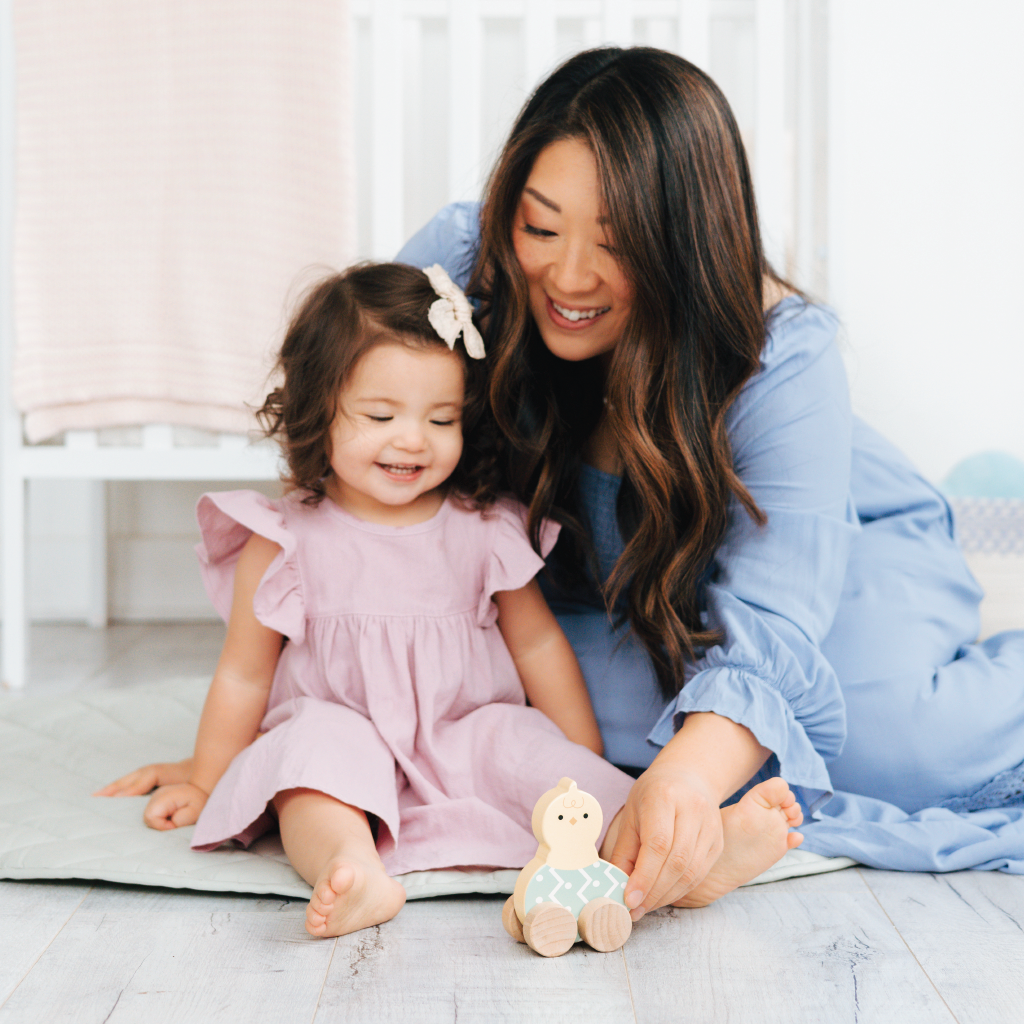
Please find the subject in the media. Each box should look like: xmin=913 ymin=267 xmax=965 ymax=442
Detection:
xmin=86 ymin=480 xmax=108 ymax=628
xmin=2 ymin=473 xmax=27 ymax=688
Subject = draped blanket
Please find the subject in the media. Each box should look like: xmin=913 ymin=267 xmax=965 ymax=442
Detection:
xmin=13 ymin=0 xmax=354 ymax=441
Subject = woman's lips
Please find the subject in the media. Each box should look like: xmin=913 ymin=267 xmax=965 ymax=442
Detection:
xmin=545 ymin=294 xmax=611 ymax=331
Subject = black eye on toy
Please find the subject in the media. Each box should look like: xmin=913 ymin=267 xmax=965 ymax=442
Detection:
xmin=558 ymin=814 xmax=563 ymax=820
xmin=583 ymin=813 xmax=588 ymax=818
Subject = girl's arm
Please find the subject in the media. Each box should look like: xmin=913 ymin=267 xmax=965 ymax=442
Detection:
xmin=140 ymin=533 xmax=284 ymax=830
xmin=494 ymin=579 xmax=603 ymax=755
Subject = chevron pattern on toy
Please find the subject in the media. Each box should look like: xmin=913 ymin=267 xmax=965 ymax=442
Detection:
xmin=503 ymin=777 xmax=633 ymax=957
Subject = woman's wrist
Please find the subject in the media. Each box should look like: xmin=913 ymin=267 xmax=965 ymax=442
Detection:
xmin=651 ymin=710 xmax=770 ymax=803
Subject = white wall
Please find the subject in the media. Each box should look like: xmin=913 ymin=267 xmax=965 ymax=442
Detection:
xmin=829 ymin=0 xmax=1024 ymax=482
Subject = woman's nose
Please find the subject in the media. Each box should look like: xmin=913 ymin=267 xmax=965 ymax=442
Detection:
xmin=548 ymin=240 xmax=600 ymax=295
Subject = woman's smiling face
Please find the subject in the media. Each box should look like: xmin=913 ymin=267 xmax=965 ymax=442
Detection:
xmin=512 ymin=137 xmax=634 ymax=362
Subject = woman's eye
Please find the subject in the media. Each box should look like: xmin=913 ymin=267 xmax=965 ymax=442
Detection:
xmin=522 ymin=223 xmax=555 ymax=238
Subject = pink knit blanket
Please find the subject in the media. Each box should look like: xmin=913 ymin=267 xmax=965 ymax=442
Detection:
xmin=13 ymin=0 xmax=354 ymax=442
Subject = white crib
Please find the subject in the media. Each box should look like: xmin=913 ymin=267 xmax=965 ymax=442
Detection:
xmin=1 ymin=0 xmax=828 ymax=688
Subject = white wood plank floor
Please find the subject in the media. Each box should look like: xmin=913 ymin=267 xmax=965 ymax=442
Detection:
xmin=2 ymin=623 xmax=1024 ymax=1024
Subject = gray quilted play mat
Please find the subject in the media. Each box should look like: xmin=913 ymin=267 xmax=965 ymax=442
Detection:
xmin=0 ymin=678 xmax=855 ymax=899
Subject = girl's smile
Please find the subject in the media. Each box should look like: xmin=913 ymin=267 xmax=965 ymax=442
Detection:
xmin=325 ymin=342 xmax=465 ymax=525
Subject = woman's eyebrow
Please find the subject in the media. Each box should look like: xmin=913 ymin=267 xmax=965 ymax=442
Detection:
xmin=523 ymin=186 xmax=560 ymax=213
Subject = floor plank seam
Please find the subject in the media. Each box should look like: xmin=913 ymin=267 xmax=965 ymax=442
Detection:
xmin=855 ymin=869 xmax=961 ymax=1024
xmin=311 ymin=935 xmax=339 ymax=1023
xmin=620 ymin=944 xmax=639 ymax=1023
xmin=0 ymin=885 xmax=93 ymax=1012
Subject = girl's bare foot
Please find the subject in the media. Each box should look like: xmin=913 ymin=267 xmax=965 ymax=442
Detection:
xmin=306 ymin=856 xmax=407 ymax=938
xmin=671 ymin=777 xmax=804 ymax=909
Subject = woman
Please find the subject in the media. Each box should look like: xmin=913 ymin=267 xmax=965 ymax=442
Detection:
xmin=398 ymin=46 xmax=1024 ymax=918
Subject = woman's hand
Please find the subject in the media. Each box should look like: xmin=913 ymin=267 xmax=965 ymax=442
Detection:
xmin=93 ymin=758 xmax=195 ymax=797
xmin=141 ymin=782 xmax=209 ymax=830
xmin=608 ymin=711 xmax=771 ymax=917
xmin=608 ymin=764 xmax=724 ymax=918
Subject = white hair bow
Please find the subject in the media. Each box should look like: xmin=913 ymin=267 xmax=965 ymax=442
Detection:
xmin=423 ymin=264 xmax=486 ymax=359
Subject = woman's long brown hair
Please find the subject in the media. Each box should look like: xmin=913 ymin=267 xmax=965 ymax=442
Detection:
xmin=471 ymin=47 xmax=782 ymax=698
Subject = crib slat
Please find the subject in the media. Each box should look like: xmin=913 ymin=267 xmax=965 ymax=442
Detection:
xmin=0 ymin=0 xmax=26 ymax=687
xmin=216 ymin=432 xmax=249 ymax=451
xmin=63 ymin=429 xmax=99 ymax=449
xmin=602 ymin=0 xmax=634 ymax=45
xmin=754 ymin=0 xmax=788 ymax=271
xmin=677 ymin=0 xmax=711 ymax=70
xmin=142 ymin=424 xmax=174 ymax=450
xmin=371 ymin=0 xmax=404 ymax=258
xmin=795 ymin=0 xmax=815 ymax=289
xmin=85 ymin=481 xmax=108 ymax=628
xmin=448 ymin=0 xmax=483 ymax=203
xmin=524 ymin=0 xmax=558 ymax=93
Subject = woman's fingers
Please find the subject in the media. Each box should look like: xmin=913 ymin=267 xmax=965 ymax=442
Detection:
xmin=613 ymin=768 xmax=724 ymax=917
xmin=624 ymin=808 xmax=698 ymax=917
xmin=608 ymin=812 xmax=642 ymax=898
xmin=641 ymin=816 xmax=722 ymax=913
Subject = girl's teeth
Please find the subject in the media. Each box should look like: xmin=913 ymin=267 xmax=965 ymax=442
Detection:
xmin=383 ymin=464 xmax=419 ymax=475
xmin=552 ymin=301 xmax=610 ymax=322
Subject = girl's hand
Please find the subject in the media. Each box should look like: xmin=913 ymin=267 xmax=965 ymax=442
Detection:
xmin=608 ymin=764 xmax=725 ymax=919
xmin=142 ymin=782 xmax=209 ymax=830
xmin=93 ymin=758 xmax=195 ymax=797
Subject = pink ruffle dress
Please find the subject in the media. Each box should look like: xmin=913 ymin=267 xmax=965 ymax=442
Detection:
xmin=189 ymin=490 xmax=634 ymax=874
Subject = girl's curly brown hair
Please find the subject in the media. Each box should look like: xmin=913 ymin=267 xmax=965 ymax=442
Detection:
xmin=258 ymin=262 xmax=501 ymax=508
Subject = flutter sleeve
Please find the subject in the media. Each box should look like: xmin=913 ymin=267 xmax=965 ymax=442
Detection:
xmin=395 ymin=202 xmax=481 ymax=290
xmin=195 ymin=490 xmax=305 ymax=644
xmin=477 ymin=499 xmax=561 ymax=626
xmin=647 ymin=301 xmax=861 ymax=813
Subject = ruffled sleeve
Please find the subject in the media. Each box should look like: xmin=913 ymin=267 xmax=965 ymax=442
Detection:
xmin=477 ymin=499 xmax=561 ymax=626
xmin=647 ymin=300 xmax=861 ymax=814
xmin=195 ymin=490 xmax=305 ymax=644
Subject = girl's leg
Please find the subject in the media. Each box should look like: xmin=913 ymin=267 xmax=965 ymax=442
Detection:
xmin=273 ymin=788 xmax=406 ymax=938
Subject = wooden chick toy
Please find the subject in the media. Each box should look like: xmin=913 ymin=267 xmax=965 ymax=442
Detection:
xmin=502 ymin=778 xmax=633 ymax=957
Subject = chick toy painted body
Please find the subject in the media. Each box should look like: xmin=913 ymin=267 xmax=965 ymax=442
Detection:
xmin=502 ymin=778 xmax=633 ymax=957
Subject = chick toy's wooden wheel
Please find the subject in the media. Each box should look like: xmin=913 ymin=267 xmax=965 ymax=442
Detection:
xmin=502 ymin=895 xmax=525 ymax=943
xmin=522 ymin=902 xmax=577 ymax=957
xmin=577 ymin=897 xmax=632 ymax=952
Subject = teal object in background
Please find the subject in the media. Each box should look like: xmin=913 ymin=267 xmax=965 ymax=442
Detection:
xmin=942 ymin=452 xmax=1024 ymax=499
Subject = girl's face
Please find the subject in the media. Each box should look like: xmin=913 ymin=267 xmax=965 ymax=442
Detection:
xmin=326 ymin=342 xmax=465 ymax=524
xmin=512 ymin=137 xmax=634 ymax=363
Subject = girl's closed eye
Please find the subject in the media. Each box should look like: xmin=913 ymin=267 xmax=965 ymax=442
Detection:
xmin=522 ymin=222 xmax=556 ymax=238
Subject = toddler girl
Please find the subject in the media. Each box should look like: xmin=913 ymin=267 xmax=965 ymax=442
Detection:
xmin=101 ymin=262 xmax=636 ymax=938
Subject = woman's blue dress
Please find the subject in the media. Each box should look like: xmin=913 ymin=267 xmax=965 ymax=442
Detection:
xmin=398 ymin=203 xmax=1024 ymax=873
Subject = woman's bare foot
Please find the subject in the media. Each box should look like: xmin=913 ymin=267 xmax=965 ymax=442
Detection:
xmin=671 ymin=777 xmax=804 ymax=909
xmin=306 ymin=856 xmax=407 ymax=938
